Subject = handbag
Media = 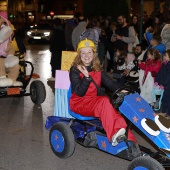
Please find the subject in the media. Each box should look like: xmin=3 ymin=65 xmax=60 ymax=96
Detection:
xmin=91 ymin=78 xmax=105 ymax=96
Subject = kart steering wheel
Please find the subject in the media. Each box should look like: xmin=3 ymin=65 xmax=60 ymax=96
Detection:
xmin=110 ymin=84 xmax=133 ymax=109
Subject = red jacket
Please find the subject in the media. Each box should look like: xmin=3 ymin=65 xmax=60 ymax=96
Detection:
xmin=139 ymin=59 xmax=162 ymax=78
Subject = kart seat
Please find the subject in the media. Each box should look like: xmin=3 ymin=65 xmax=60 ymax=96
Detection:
xmin=68 ymin=86 xmax=95 ymax=121
xmin=69 ymin=111 xmax=95 ymax=121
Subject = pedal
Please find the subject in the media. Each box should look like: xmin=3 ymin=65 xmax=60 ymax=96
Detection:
xmin=117 ymin=135 xmax=127 ymax=143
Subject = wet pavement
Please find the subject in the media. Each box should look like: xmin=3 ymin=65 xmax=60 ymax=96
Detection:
xmin=0 ymin=41 xmax=162 ymax=170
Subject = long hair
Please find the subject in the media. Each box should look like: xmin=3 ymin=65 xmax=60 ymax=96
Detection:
xmin=72 ymin=51 xmax=102 ymax=71
xmin=147 ymin=48 xmax=162 ymax=62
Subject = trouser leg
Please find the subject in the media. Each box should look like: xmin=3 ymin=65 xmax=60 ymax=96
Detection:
xmin=7 ymin=64 xmax=20 ymax=81
xmin=0 ymin=58 xmax=6 ymax=77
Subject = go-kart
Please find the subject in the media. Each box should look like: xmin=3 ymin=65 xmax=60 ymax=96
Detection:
xmin=0 ymin=51 xmax=46 ymax=104
xmin=45 ymin=71 xmax=170 ymax=170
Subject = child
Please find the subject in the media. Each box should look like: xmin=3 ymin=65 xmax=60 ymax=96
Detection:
xmin=155 ymin=50 xmax=170 ymax=117
xmin=69 ymin=39 xmax=137 ymax=146
xmin=139 ymin=48 xmax=162 ymax=104
xmin=112 ymin=48 xmax=135 ymax=84
xmin=111 ymin=47 xmax=127 ymax=77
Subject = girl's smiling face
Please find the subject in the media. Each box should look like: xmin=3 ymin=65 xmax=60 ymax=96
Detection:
xmin=80 ymin=47 xmax=94 ymax=66
xmin=164 ymin=52 xmax=170 ymax=62
xmin=147 ymin=52 xmax=154 ymax=60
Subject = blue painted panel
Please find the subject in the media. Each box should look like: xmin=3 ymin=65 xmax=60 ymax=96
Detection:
xmin=96 ymin=135 xmax=127 ymax=155
xmin=119 ymin=93 xmax=170 ymax=158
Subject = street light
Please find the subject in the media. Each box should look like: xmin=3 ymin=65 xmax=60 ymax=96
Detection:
xmin=50 ymin=11 xmax=54 ymax=19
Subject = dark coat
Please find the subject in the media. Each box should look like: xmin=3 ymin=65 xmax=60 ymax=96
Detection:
xmin=50 ymin=26 xmax=66 ymax=52
xmin=155 ymin=61 xmax=170 ymax=90
xmin=13 ymin=34 xmax=26 ymax=54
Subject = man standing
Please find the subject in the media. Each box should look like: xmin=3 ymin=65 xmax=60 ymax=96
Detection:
xmin=113 ymin=14 xmax=136 ymax=52
xmin=72 ymin=16 xmax=86 ymax=51
xmin=64 ymin=12 xmax=81 ymax=51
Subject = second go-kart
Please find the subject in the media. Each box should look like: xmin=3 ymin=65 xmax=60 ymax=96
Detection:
xmin=0 ymin=52 xmax=46 ymax=105
xmin=46 ymin=70 xmax=170 ymax=170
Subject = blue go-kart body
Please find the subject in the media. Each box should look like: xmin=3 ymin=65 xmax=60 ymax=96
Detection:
xmin=45 ymin=71 xmax=170 ymax=170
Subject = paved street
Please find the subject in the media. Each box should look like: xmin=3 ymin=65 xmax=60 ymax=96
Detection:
xmin=0 ymin=41 xmax=163 ymax=170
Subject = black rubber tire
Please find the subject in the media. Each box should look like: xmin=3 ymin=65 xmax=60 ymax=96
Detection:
xmin=49 ymin=122 xmax=75 ymax=159
xmin=128 ymin=156 xmax=165 ymax=170
xmin=30 ymin=80 xmax=46 ymax=104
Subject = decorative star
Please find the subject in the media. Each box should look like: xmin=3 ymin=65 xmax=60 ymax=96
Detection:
xmin=139 ymin=108 xmax=145 ymax=112
xmin=101 ymin=141 xmax=106 ymax=150
xmin=54 ymin=135 xmax=59 ymax=140
xmin=136 ymin=97 xmax=141 ymax=102
xmin=133 ymin=116 xmax=138 ymax=123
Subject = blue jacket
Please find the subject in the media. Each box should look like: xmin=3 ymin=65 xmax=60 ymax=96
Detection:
xmin=145 ymin=32 xmax=166 ymax=55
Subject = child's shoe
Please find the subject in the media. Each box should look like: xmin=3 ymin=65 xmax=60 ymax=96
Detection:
xmin=111 ymin=128 xmax=126 ymax=146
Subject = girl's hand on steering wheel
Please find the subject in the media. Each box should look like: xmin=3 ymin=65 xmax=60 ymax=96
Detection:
xmin=77 ymin=65 xmax=89 ymax=77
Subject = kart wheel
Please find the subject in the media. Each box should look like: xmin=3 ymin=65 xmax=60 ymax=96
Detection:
xmin=128 ymin=156 xmax=165 ymax=170
xmin=49 ymin=122 xmax=75 ymax=159
xmin=30 ymin=80 xmax=46 ymax=104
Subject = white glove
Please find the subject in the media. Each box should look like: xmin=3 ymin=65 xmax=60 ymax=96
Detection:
xmin=4 ymin=55 xmax=19 ymax=68
xmin=0 ymin=26 xmax=13 ymax=44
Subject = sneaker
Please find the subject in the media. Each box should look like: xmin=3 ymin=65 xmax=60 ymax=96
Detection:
xmin=48 ymin=77 xmax=55 ymax=81
xmin=111 ymin=128 xmax=126 ymax=146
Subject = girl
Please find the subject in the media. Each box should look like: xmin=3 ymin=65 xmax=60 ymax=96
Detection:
xmin=69 ymin=39 xmax=137 ymax=146
xmin=155 ymin=50 xmax=170 ymax=117
xmin=139 ymin=48 xmax=162 ymax=104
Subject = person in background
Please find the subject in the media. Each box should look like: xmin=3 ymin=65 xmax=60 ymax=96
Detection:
xmin=161 ymin=17 xmax=170 ymax=50
xmin=49 ymin=18 xmax=66 ymax=81
xmin=155 ymin=50 xmax=170 ymax=117
xmin=72 ymin=16 xmax=87 ymax=51
xmin=106 ymin=22 xmax=117 ymax=72
xmin=114 ymin=14 xmax=136 ymax=52
xmin=98 ymin=27 xmax=107 ymax=66
xmin=134 ymin=44 xmax=145 ymax=59
xmin=10 ymin=24 xmax=26 ymax=56
xmin=79 ymin=14 xmax=100 ymax=48
xmin=69 ymin=38 xmax=137 ymax=146
xmin=130 ymin=15 xmax=140 ymax=39
xmin=139 ymin=48 xmax=162 ymax=104
xmin=143 ymin=35 xmax=166 ymax=62
xmin=65 ymin=12 xmax=81 ymax=51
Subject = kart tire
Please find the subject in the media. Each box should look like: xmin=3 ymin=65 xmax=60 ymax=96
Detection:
xmin=128 ymin=156 xmax=165 ymax=170
xmin=30 ymin=80 xmax=46 ymax=104
xmin=49 ymin=122 xmax=75 ymax=159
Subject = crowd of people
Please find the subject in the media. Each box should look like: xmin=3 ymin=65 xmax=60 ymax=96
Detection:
xmin=47 ymin=11 xmax=170 ymax=146
xmin=48 ymin=11 xmax=170 ymax=118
